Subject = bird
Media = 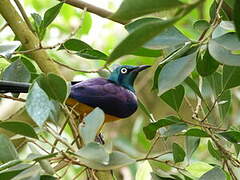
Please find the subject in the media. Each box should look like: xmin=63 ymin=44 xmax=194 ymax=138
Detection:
xmin=0 ymin=65 xmax=150 ymax=123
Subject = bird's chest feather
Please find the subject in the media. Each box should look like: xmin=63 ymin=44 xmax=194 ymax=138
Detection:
xmin=67 ymin=78 xmax=138 ymax=121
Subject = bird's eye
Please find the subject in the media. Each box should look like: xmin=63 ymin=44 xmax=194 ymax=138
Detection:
xmin=120 ymin=68 xmax=128 ymax=74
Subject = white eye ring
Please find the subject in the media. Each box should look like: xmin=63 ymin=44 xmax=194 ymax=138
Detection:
xmin=120 ymin=68 xmax=128 ymax=74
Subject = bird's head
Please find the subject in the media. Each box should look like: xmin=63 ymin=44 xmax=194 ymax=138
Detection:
xmin=108 ymin=65 xmax=151 ymax=92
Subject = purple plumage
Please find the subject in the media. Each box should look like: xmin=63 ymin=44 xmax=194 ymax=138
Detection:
xmin=70 ymin=78 xmax=138 ymax=118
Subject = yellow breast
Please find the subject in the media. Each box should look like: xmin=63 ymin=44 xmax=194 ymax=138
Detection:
xmin=66 ymin=98 xmax=120 ymax=123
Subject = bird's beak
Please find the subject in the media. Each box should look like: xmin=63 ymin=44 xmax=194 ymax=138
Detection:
xmin=133 ymin=65 xmax=151 ymax=73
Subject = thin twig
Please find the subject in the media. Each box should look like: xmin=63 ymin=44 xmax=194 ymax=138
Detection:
xmin=0 ymin=94 xmax=26 ymax=102
xmin=145 ymin=136 xmax=160 ymax=158
xmin=13 ymin=0 xmax=35 ymax=33
xmin=58 ymin=0 xmax=129 ymax=25
xmin=73 ymin=167 xmax=87 ymax=180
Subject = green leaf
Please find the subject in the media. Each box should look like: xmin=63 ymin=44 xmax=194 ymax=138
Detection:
xmin=222 ymin=65 xmax=240 ymax=90
xmin=143 ymin=116 xmax=181 ymax=140
xmin=186 ymin=136 xmax=200 ymax=160
xmin=26 ymin=83 xmax=51 ymax=126
xmin=77 ymin=12 xmax=92 ymax=36
xmin=111 ymin=0 xmax=184 ymax=21
xmin=0 ymin=159 xmax=22 ymax=171
xmin=186 ymin=162 xmax=213 ymax=178
xmin=0 ymin=164 xmax=31 ymax=180
xmin=26 ymin=153 xmax=57 ymax=162
xmin=152 ymin=65 xmax=163 ymax=91
xmin=185 ymin=129 xmax=209 ymax=137
xmin=199 ymin=167 xmax=226 ymax=180
xmin=125 ymin=18 xmax=189 ymax=49
xmin=131 ymin=47 xmax=162 ymax=57
xmin=76 ymin=143 xmax=135 ymax=170
xmin=0 ymin=134 xmax=18 ymax=163
xmin=42 ymin=2 xmax=63 ymax=28
xmin=60 ymin=39 xmax=92 ymax=51
xmin=197 ymin=49 xmax=219 ymax=77
xmin=214 ymin=32 xmax=240 ymax=50
xmin=11 ymin=165 xmax=41 ymax=180
xmin=138 ymin=99 xmax=154 ymax=121
xmin=136 ymin=161 xmax=152 ymax=180
xmin=208 ymin=39 xmax=240 ymax=66
xmin=207 ymin=72 xmax=231 ymax=120
xmin=60 ymin=39 xmax=108 ymax=60
xmin=31 ymin=13 xmax=43 ymax=38
xmin=0 ymin=121 xmax=38 ymax=139
xmin=160 ymin=85 xmax=185 ymax=112
xmin=79 ymin=108 xmax=105 ymax=145
xmin=218 ymin=130 xmax=240 ymax=143
xmin=193 ymin=20 xmax=210 ymax=33
xmin=0 ymin=41 xmax=21 ymax=58
xmin=184 ymin=77 xmax=204 ymax=100
xmin=208 ymin=140 xmax=222 ymax=160
xmin=172 ymin=143 xmax=185 ymax=163
xmin=163 ymin=123 xmax=188 ymax=137
xmin=76 ymin=49 xmax=108 ymax=60
xmin=2 ymin=59 xmax=31 ymax=82
xmin=76 ymin=142 xmax=109 ymax=164
xmin=108 ymin=18 xmax=176 ymax=62
xmin=40 ymin=175 xmax=57 ymax=180
xmin=37 ymin=73 xmax=68 ymax=103
xmin=233 ymin=0 xmax=240 ymax=40
xmin=158 ymin=52 xmax=197 ymax=95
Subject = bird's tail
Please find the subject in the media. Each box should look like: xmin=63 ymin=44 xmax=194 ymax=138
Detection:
xmin=0 ymin=81 xmax=30 ymax=93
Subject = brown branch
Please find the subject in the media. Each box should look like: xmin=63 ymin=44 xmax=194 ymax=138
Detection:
xmin=0 ymin=94 xmax=26 ymax=102
xmin=58 ymin=0 xmax=129 ymax=25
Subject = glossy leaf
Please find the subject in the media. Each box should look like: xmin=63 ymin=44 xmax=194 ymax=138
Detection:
xmin=184 ymin=77 xmax=204 ymax=100
xmin=136 ymin=161 xmax=152 ymax=180
xmin=2 ymin=59 xmax=31 ymax=82
xmin=76 ymin=143 xmax=135 ymax=170
xmin=131 ymin=47 xmax=162 ymax=57
xmin=233 ymin=0 xmax=240 ymax=40
xmin=76 ymin=49 xmax=108 ymax=60
xmin=76 ymin=142 xmax=109 ymax=164
xmin=60 ymin=39 xmax=108 ymax=60
xmin=61 ymin=39 xmax=92 ymax=51
xmin=108 ymin=19 xmax=176 ymax=62
xmin=0 ymin=121 xmax=38 ymax=139
xmin=186 ymin=136 xmax=200 ymax=160
xmin=185 ymin=129 xmax=209 ymax=137
xmin=208 ymin=140 xmax=221 ymax=160
xmin=79 ymin=108 xmax=105 ymax=145
xmin=193 ymin=19 xmax=210 ymax=33
xmin=163 ymin=123 xmax=188 ymax=137
xmin=0 ymin=164 xmax=31 ymax=180
xmin=199 ymin=167 xmax=226 ymax=180
xmin=197 ymin=49 xmax=219 ymax=77
xmin=0 ymin=134 xmax=18 ymax=163
xmin=158 ymin=52 xmax=197 ymax=95
xmin=222 ymin=65 xmax=240 ymax=90
xmin=0 ymin=41 xmax=21 ymax=58
xmin=138 ymin=99 xmax=154 ymax=121
xmin=172 ymin=143 xmax=185 ymax=163
xmin=37 ymin=73 xmax=68 ymax=103
xmin=111 ymin=0 xmax=184 ymax=21
xmin=42 ymin=2 xmax=63 ymax=28
xmin=186 ymin=162 xmax=213 ymax=178
xmin=125 ymin=18 xmax=189 ymax=49
xmin=214 ymin=32 xmax=240 ymax=50
xmin=26 ymin=83 xmax=51 ymax=126
xmin=143 ymin=116 xmax=181 ymax=140
xmin=208 ymin=39 xmax=240 ymax=66
xmin=160 ymin=85 xmax=185 ymax=112
xmin=219 ymin=130 xmax=240 ymax=143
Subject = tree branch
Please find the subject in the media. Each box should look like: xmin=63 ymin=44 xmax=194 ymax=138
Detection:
xmin=0 ymin=0 xmax=62 ymax=77
xmin=58 ymin=0 xmax=129 ymax=25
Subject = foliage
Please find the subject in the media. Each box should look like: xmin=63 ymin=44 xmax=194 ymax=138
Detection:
xmin=0 ymin=0 xmax=240 ymax=179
